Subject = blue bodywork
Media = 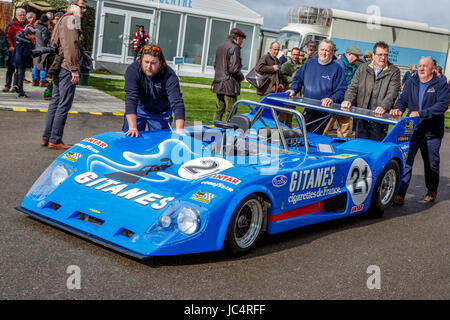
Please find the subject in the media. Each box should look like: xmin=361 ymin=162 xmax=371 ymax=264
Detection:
xmin=18 ymin=94 xmax=418 ymax=259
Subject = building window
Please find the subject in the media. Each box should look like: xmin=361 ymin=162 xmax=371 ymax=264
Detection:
xmin=183 ymin=15 xmax=206 ymax=65
xmin=235 ymin=23 xmax=254 ymax=70
xmin=102 ymin=13 xmax=125 ymax=56
xmin=158 ymin=11 xmax=181 ymax=62
xmin=207 ymin=20 xmax=231 ymax=67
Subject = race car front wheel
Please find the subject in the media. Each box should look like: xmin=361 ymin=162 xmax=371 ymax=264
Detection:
xmin=368 ymin=159 xmax=400 ymax=218
xmin=224 ymin=194 xmax=266 ymax=256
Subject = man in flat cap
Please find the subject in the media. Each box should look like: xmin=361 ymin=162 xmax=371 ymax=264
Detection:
xmin=323 ymin=45 xmax=363 ymax=137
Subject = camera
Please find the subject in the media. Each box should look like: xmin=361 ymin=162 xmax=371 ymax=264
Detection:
xmin=32 ymin=44 xmax=58 ymax=58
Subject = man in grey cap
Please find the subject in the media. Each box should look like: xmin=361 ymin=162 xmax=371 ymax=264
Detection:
xmin=323 ymin=45 xmax=363 ymax=137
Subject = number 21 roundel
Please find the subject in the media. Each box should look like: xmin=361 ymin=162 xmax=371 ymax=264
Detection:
xmin=346 ymin=158 xmax=373 ymax=206
xmin=178 ymin=157 xmax=234 ymax=180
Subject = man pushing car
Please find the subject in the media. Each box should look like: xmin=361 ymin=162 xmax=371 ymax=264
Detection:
xmin=123 ymin=45 xmax=185 ymax=137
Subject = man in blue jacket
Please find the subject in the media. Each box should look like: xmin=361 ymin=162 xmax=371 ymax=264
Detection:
xmin=123 ymin=45 xmax=185 ymax=137
xmin=390 ymin=57 xmax=449 ymax=204
xmin=287 ymin=39 xmax=347 ymax=134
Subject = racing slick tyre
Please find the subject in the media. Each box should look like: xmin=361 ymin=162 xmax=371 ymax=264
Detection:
xmin=224 ymin=194 xmax=266 ymax=256
xmin=368 ymin=159 xmax=400 ymax=218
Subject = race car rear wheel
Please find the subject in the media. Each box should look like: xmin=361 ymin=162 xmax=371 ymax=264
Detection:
xmin=224 ymin=194 xmax=266 ymax=256
xmin=368 ymin=159 xmax=400 ymax=218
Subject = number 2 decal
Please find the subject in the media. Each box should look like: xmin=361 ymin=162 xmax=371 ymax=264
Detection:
xmin=346 ymin=158 xmax=373 ymax=206
xmin=178 ymin=157 xmax=234 ymax=180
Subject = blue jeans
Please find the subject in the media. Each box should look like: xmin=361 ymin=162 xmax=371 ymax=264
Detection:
xmin=397 ymin=135 xmax=442 ymax=197
xmin=32 ymin=66 xmax=47 ymax=82
xmin=122 ymin=106 xmax=171 ymax=132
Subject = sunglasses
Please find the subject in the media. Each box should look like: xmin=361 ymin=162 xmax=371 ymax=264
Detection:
xmin=143 ymin=45 xmax=160 ymax=52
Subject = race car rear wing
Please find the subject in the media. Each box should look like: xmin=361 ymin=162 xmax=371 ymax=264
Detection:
xmin=265 ymin=93 xmax=399 ymax=125
xmin=262 ymin=93 xmax=419 ymax=146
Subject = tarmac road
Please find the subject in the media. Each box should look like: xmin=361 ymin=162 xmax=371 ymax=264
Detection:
xmin=0 ymin=110 xmax=449 ymax=301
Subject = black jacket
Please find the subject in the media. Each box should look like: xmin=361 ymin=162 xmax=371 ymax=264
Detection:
xmin=212 ymin=36 xmax=244 ymax=97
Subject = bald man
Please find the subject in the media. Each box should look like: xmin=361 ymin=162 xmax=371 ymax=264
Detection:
xmin=390 ymin=57 xmax=449 ymax=204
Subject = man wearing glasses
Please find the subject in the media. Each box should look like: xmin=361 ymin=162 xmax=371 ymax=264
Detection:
xmin=123 ymin=45 xmax=185 ymax=136
xmin=341 ymin=41 xmax=401 ymax=141
xmin=41 ymin=0 xmax=86 ymax=150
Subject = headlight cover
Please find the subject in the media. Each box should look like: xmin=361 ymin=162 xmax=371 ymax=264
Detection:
xmin=177 ymin=206 xmax=200 ymax=235
xmin=27 ymin=162 xmax=74 ymax=201
xmin=144 ymin=201 xmax=208 ymax=246
xmin=51 ymin=165 xmax=70 ymax=187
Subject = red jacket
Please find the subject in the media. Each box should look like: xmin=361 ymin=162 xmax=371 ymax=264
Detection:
xmin=7 ymin=18 xmax=27 ymax=49
xmin=133 ymin=31 xmax=150 ymax=51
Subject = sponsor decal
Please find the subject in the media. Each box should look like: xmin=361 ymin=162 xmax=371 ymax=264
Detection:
xmin=190 ymin=191 xmax=216 ymax=204
xmin=272 ymin=175 xmax=288 ymax=187
xmin=351 ymin=204 xmax=364 ymax=213
xmin=201 ymin=181 xmax=234 ymax=192
xmin=83 ymin=138 xmax=108 ymax=149
xmin=210 ymin=174 xmax=241 ymax=185
xmin=62 ymin=152 xmax=83 ymax=162
xmin=397 ymin=136 xmax=409 ymax=143
xmin=75 ymin=143 xmax=100 ymax=153
xmin=405 ymin=120 xmax=414 ymax=134
xmin=289 ymin=166 xmax=336 ymax=193
xmin=74 ymin=171 xmax=174 ymax=210
xmin=288 ymin=187 xmax=341 ymax=204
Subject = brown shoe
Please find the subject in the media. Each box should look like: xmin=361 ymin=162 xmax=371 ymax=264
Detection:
xmin=23 ymin=79 xmax=31 ymax=84
xmin=393 ymin=195 xmax=405 ymax=205
xmin=39 ymin=81 xmax=49 ymax=87
xmin=32 ymin=80 xmax=40 ymax=87
xmin=423 ymin=191 xmax=437 ymax=203
xmin=40 ymin=140 xmax=49 ymax=147
xmin=2 ymin=86 xmax=10 ymax=92
xmin=48 ymin=142 xmax=71 ymax=150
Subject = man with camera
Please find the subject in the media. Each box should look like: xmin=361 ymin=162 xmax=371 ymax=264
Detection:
xmin=41 ymin=0 xmax=86 ymax=150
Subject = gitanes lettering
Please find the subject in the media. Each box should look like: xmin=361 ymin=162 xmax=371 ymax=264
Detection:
xmin=289 ymin=166 xmax=336 ymax=193
xmin=74 ymin=172 xmax=174 ymax=209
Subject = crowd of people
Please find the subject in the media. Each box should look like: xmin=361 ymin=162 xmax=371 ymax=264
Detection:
xmin=3 ymin=8 xmax=65 ymax=98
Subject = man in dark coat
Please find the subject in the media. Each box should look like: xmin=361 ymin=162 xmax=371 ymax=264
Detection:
xmin=255 ymin=41 xmax=283 ymax=97
xmin=212 ymin=28 xmax=246 ymax=122
xmin=390 ymin=57 xmax=449 ymax=204
xmin=32 ymin=13 xmax=51 ymax=87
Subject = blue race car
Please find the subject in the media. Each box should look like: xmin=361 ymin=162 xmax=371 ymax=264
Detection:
xmin=17 ymin=93 xmax=418 ymax=259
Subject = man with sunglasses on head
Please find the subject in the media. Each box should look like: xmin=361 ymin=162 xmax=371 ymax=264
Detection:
xmin=41 ymin=0 xmax=86 ymax=150
xmin=123 ymin=45 xmax=185 ymax=137
xmin=341 ymin=41 xmax=401 ymax=141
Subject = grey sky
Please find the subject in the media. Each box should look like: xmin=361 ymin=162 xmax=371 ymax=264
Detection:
xmin=237 ymin=0 xmax=450 ymax=31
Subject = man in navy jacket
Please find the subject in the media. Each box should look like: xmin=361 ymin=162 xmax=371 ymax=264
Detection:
xmin=390 ymin=57 xmax=449 ymax=204
xmin=123 ymin=45 xmax=185 ymax=136
xmin=287 ymin=39 xmax=347 ymax=135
